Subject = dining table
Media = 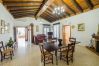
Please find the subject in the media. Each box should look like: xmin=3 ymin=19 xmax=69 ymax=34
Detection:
xmin=43 ymin=39 xmax=80 ymax=65
xmin=43 ymin=40 xmax=59 ymax=65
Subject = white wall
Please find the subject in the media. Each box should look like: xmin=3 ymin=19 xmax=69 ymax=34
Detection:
xmin=52 ymin=8 xmax=99 ymax=46
xmin=0 ymin=3 xmax=14 ymax=44
xmin=14 ymin=17 xmax=50 ymax=35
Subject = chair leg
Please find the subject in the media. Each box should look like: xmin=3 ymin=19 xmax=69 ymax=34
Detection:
xmin=66 ymin=56 xmax=69 ymax=65
xmin=71 ymin=54 xmax=73 ymax=62
xmin=1 ymin=55 xmax=3 ymax=62
xmin=44 ymin=55 xmax=45 ymax=66
xmin=12 ymin=51 xmax=14 ymax=56
xmin=10 ymin=52 xmax=12 ymax=60
xmin=52 ymin=55 xmax=53 ymax=64
xmin=60 ymin=53 xmax=62 ymax=60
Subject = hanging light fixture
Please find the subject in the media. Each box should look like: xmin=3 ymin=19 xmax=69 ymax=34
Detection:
xmin=53 ymin=6 xmax=65 ymax=15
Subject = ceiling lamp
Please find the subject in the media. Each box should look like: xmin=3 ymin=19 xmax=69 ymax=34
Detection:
xmin=53 ymin=6 xmax=65 ymax=15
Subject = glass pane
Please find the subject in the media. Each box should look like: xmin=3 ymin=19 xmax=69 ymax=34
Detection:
xmin=53 ymin=24 xmax=60 ymax=38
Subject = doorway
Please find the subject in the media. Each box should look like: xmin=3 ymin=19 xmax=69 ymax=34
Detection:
xmin=16 ymin=27 xmax=26 ymax=47
xmin=62 ymin=25 xmax=71 ymax=44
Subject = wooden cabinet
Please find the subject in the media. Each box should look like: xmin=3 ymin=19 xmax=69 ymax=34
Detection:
xmin=93 ymin=35 xmax=99 ymax=52
xmin=96 ymin=40 xmax=99 ymax=52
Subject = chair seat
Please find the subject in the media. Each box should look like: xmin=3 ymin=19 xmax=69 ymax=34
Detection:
xmin=61 ymin=50 xmax=72 ymax=57
xmin=2 ymin=48 xmax=13 ymax=55
xmin=43 ymin=51 xmax=53 ymax=56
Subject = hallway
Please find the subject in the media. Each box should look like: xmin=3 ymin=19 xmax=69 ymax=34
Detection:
xmin=0 ymin=44 xmax=99 ymax=66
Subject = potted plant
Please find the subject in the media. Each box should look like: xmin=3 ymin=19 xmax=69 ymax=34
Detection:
xmin=7 ymin=37 xmax=14 ymax=47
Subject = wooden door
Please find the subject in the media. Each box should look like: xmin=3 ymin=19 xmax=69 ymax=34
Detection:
xmin=62 ymin=25 xmax=71 ymax=45
xmin=13 ymin=27 xmax=17 ymax=42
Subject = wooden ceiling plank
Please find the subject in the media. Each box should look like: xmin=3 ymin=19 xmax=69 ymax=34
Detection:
xmin=70 ymin=0 xmax=83 ymax=12
xmin=11 ymin=12 xmax=36 ymax=14
xmin=46 ymin=6 xmax=60 ymax=20
xmin=44 ymin=12 xmax=56 ymax=20
xmin=11 ymin=10 xmax=37 ymax=13
xmin=40 ymin=15 xmax=51 ymax=22
xmin=62 ymin=0 xmax=76 ymax=14
xmin=45 ymin=10 xmax=57 ymax=19
xmin=65 ymin=12 xmax=70 ymax=16
xmin=13 ymin=13 xmax=35 ymax=17
xmin=0 ymin=0 xmax=2 ymax=3
xmin=36 ymin=0 xmax=55 ymax=18
xmin=42 ymin=12 xmax=55 ymax=21
xmin=46 ymin=9 xmax=59 ymax=20
xmin=9 ymin=9 xmax=38 ymax=11
xmin=3 ymin=0 xmax=42 ymax=3
xmin=5 ymin=4 xmax=41 ymax=7
xmin=14 ymin=15 xmax=34 ymax=18
xmin=84 ymin=0 xmax=94 ymax=9
xmin=8 ymin=7 xmax=38 ymax=11
xmin=7 ymin=7 xmax=38 ymax=10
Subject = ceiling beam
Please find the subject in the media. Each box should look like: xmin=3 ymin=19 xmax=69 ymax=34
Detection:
xmin=7 ymin=7 xmax=38 ymax=11
xmin=3 ymin=0 xmax=42 ymax=3
xmin=62 ymin=0 xmax=76 ymax=14
xmin=4 ymin=3 xmax=41 ymax=6
xmin=36 ymin=0 xmax=55 ymax=18
xmin=7 ymin=7 xmax=38 ymax=10
xmin=9 ymin=9 xmax=38 ymax=11
xmin=13 ymin=13 xmax=35 ymax=17
xmin=12 ymin=13 xmax=34 ymax=16
xmin=5 ymin=4 xmax=40 ymax=8
xmin=85 ymin=0 xmax=94 ymax=9
xmin=14 ymin=15 xmax=34 ymax=18
xmin=11 ymin=10 xmax=37 ymax=13
xmin=70 ymin=0 xmax=83 ymax=12
xmin=11 ymin=11 xmax=36 ymax=14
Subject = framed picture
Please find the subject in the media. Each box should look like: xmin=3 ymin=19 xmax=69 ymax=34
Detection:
xmin=0 ymin=20 xmax=1 ymax=26
xmin=0 ymin=28 xmax=2 ymax=34
xmin=5 ymin=23 xmax=10 ymax=33
xmin=78 ymin=23 xmax=85 ymax=31
xmin=36 ymin=25 xmax=39 ymax=32
xmin=1 ymin=28 xmax=5 ymax=34
xmin=1 ymin=20 xmax=5 ymax=27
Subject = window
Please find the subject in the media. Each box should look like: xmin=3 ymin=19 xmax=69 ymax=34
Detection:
xmin=53 ymin=23 xmax=60 ymax=38
xmin=43 ymin=24 xmax=50 ymax=36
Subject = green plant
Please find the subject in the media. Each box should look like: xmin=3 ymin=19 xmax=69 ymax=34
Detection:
xmin=7 ymin=37 xmax=14 ymax=47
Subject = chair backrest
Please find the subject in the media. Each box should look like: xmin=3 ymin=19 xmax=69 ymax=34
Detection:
xmin=69 ymin=38 xmax=76 ymax=43
xmin=67 ymin=42 xmax=75 ymax=53
xmin=39 ymin=43 xmax=45 ymax=54
xmin=0 ymin=41 xmax=5 ymax=52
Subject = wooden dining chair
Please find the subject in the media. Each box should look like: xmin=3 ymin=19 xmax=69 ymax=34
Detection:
xmin=39 ymin=43 xmax=53 ymax=66
xmin=69 ymin=38 xmax=76 ymax=52
xmin=60 ymin=42 xmax=75 ymax=65
xmin=0 ymin=41 xmax=13 ymax=62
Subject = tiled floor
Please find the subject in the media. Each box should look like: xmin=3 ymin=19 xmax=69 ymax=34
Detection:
xmin=0 ymin=43 xmax=99 ymax=66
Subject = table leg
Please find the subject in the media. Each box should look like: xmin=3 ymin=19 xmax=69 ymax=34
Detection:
xmin=55 ymin=50 xmax=58 ymax=65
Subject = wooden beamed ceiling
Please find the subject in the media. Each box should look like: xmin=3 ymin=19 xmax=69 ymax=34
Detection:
xmin=40 ymin=0 xmax=99 ymax=22
xmin=2 ymin=0 xmax=43 ymax=18
xmin=2 ymin=0 xmax=99 ymax=22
